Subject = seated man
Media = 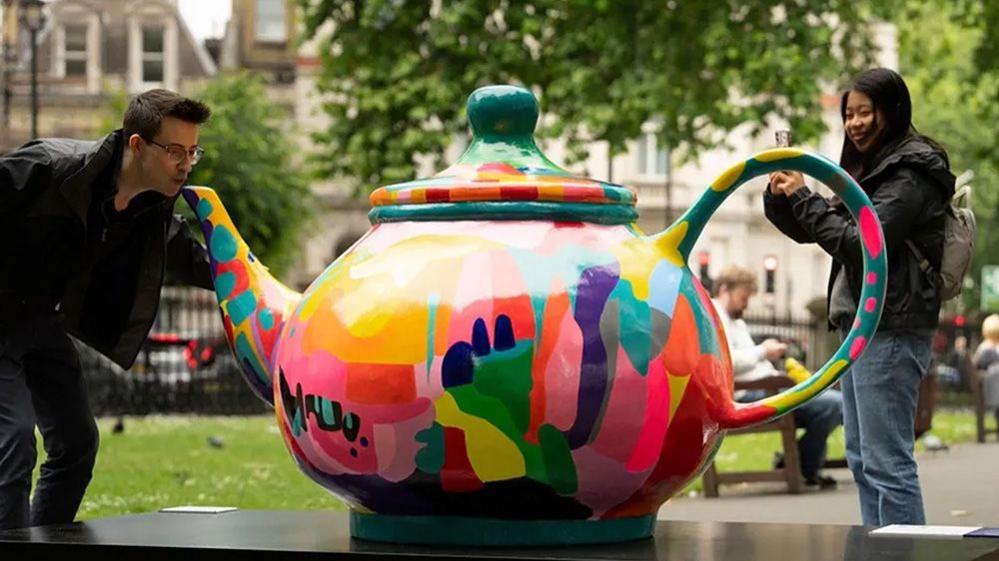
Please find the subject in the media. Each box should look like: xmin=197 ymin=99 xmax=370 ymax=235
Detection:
xmin=711 ymin=265 xmax=842 ymax=488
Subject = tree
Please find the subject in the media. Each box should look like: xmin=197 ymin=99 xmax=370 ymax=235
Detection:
xmin=896 ymin=0 xmax=999 ymax=313
xmin=297 ymin=0 xmax=888 ymax=193
xmin=188 ymin=72 xmax=315 ymax=277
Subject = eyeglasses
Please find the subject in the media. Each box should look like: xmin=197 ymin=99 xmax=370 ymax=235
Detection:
xmin=145 ymin=138 xmax=205 ymax=166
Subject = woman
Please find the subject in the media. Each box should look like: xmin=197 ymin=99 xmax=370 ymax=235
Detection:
xmin=764 ymin=68 xmax=955 ymax=525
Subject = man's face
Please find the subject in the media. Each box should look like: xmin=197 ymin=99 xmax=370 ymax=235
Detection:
xmin=721 ymin=285 xmax=753 ymax=319
xmin=138 ymin=116 xmax=201 ymax=197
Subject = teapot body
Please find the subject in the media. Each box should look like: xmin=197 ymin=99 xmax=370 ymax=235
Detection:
xmin=186 ymin=85 xmax=889 ymax=546
xmin=274 ymin=218 xmax=733 ymax=530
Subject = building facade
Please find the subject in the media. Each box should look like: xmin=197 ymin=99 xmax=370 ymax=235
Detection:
xmin=273 ymin=3 xmax=897 ymax=315
xmin=0 ymin=0 xmax=217 ymax=151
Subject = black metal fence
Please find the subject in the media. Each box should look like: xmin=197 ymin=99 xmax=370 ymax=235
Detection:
xmin=80 ymin=287 xmax=268 ymax=416
xmin=82 ymin=288 xmax=976 ymax=415
xmin=742 ymin=311 xmax=831 ymax=372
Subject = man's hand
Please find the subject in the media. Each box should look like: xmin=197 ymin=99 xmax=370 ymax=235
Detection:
xmin=759 ymin=338 xmax=787 ymax=362
xmin=768 ymin=171 xmax=806 ymax=196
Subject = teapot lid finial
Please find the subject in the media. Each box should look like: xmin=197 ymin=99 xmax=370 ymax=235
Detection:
xmin=368 ymin=84 xmax=637 ymax=225
xmin=467 ymin=85 xmax=538 ymax=139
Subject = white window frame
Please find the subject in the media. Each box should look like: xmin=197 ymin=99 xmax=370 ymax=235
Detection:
xmin=254 ymin=0 xmax=287 ymax=43
xmin=140 ymin=24 xmax=166 ymax=85
xmin=50 ymin=7 xmax=101 ymax=93
xmin=62 ymin=24 xmax=88 ymax=78
xmin=127 ymin=3 xmax=178 ymax=93
xmin=635 ymin=121 xmax=670 ymax=179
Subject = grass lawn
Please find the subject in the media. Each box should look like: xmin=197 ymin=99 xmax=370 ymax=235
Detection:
xmin=45 ymin=408 xmax=994 ymax=520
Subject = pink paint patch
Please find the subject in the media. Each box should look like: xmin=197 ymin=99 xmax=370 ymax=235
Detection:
xmin=589 ymin=346 xmax=648 ymax=462
xmin=859 ymin=207 xmax=883 ymax=258
xmin=625 ymin=357 xmax=670 ymax=473
xmin=867 ymin=272 xmax=877 ymax=285
xmin=853 ymin=317 xmax=861 ymax=329
xmin=849 ymin=336 xmax=867 ymax=360
xmin=864 ymin=297 xmax=877 ymax=313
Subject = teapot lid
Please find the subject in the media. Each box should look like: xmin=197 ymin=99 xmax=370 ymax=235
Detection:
xmin=368 ymin=85 xmax=637 ymax=225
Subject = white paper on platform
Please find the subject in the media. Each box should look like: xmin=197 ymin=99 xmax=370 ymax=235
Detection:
xmin=159 ymin=506 xmax=239 ymax=514
xmin=869 ymin=524 xmax=982 ymax=539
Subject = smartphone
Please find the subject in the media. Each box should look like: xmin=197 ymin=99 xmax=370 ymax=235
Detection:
xmin=775 ymin=129 xmax=792 ymax=148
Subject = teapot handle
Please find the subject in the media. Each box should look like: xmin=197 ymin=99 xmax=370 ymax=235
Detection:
xmin=649 ymin=148 xmax=887 ymax=428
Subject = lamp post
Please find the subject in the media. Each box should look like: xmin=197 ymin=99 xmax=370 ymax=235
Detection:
xmin=19 ymin=0 xmax=43 ymax=139
xmin=2 ymin=0 xmax=15 ymax=129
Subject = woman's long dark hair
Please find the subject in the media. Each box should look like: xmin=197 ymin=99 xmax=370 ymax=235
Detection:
xmin=839 ymin=68 xmax=946 ymax=180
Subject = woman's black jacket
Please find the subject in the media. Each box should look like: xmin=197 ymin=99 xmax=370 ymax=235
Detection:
xmin=763 ymin=136 xmax=955 ymax=331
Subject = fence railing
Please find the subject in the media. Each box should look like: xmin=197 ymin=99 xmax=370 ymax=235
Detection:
xmin=80 ymin=287 xmax=268 ymax=416
xmin=83 ymin=287 xmax=972 ymax=415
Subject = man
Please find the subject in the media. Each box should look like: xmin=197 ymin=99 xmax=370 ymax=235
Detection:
xmin=0 ymin=90 xmax=213 ymax=529
xmin=711 ymin=265 xmax=842 ymax=488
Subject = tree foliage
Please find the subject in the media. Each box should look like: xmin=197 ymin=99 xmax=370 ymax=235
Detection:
xmin=298 ymin=0 xmax=887 ymax=192
xmin=188 ymin=72 xmax=314 ymax=277
xmin=897 ymin=0 xmax=999 ymax=312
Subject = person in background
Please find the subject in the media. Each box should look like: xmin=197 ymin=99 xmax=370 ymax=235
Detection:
xmin=712 ymin=265 xmax=842 ymax=488
xmin=764 ymin=68 xmax=954 ymax=525
xmin=973 ymin=315 xmax=999 ymax=427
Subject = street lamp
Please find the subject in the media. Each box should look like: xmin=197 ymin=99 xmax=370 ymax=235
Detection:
xmin=19 ymin=0 xmax=44 ymax=139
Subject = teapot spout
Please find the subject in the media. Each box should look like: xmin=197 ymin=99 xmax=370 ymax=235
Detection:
xmin=182 ymin=186 xmax=301 ymax=407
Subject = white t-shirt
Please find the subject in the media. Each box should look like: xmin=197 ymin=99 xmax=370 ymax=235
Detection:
xmin=711 ymin=298 xmax=778 ymax=382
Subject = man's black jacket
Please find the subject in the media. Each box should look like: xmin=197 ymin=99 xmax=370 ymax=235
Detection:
xmin=0 ymin=130 xmax=212 ymax=368
xmin=763 ymin=136 xmax=955 ymax=331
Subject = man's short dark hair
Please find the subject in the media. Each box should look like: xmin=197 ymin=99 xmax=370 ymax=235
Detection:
xmin=123 ymin=89 xmax=211 ymax=140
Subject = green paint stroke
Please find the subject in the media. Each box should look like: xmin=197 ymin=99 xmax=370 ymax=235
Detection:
xmin=447 ymin=384 xmax=544 ymax=481
xmin=611 ymin=279 xmax=653 ymax=376
xmin=538 ymin=423 xmax=577 ymax=495
xmin=414 ymin=422 xmax=445 ymax=474
xmin=473 ymin=340 xmax=534 ymax=435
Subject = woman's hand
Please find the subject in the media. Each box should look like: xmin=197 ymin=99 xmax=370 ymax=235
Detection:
xmin=768 ymin=171 xmax=806 ymax=196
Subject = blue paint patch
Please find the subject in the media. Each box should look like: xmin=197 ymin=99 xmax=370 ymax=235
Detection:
xmin=442 ymin=342 xmax=475 ymax=388
xmin=648 ymin=261 xmax=682 ymax=317
xmin=215 ymin=271 xmax=237 ymax=300
xmin=610 ymin=279 xmax=652 ymax=376
xmin=259 ymin=308 xmax=275 ymax=330
xmin=235 ymin=332 xmax=269 ymax=386
xmin=196 ymin=197 xmax=213 ymax=219
xmin=210 ymin=225 xmax=238 ymax=262
xmin=228 ymin=291 xmax=258 ymax=325
xmin=679 ymin=272 xmax=720 ymax=357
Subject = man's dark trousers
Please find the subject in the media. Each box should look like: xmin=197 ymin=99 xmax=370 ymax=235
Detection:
xmin=0 ymin=312 xmax=99 ymax=530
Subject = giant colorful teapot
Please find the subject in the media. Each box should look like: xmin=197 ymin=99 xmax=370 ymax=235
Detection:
xmin=182 ymin=85 xmax=887 ymax=546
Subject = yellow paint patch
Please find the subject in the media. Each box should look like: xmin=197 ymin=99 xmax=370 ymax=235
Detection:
xmin=767 ymin=359 xmax=848 ymax=411
xmin=667 ymin=373 xmax=691 ymax=422
xmin=434 ymin=393 xmax=525 ymax=481
xmin=754 ymin=148 xmax=806 ymax=163
xmin=653 ymin=221 xmax=688 ymax=267
xmin=710 ymin=161 xmax=746 ymax=192
xmin=611 ymin=222 xmax=685 ymax=301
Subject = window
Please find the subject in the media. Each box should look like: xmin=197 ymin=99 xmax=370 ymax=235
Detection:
xmin=636 ymin=131 xmax=669 ymax=177
xmin=142 ymin=25 xmax=165 ymax=83
xmin=255 ymin=0 xmax=286 ymax=43
xmin=64 ymin=24 xmax=88 ymax=77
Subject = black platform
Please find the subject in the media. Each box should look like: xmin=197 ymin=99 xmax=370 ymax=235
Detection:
xmin=2 ymin=509 xmax=998 ymax=561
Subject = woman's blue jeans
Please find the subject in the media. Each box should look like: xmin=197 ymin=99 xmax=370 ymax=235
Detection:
xmin=839 ymin=327 xmax=933 ymax=526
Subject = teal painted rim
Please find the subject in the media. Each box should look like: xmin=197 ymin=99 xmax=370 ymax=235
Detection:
xmin=350 ymin=511 xmax=656 ymax=546
xmin=369 ymin=201 xmax=638 ymax=225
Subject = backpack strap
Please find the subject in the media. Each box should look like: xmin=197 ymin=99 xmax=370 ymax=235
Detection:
xmin=905 ymin=239 xmax=939 ymax=299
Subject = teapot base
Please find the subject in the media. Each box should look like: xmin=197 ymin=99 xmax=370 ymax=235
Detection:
xmin=350 ymin=511 xmax=655 ymax=546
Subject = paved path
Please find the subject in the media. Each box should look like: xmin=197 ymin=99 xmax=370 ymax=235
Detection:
xmin=658 ymin=442 xmax=999 ymax=527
